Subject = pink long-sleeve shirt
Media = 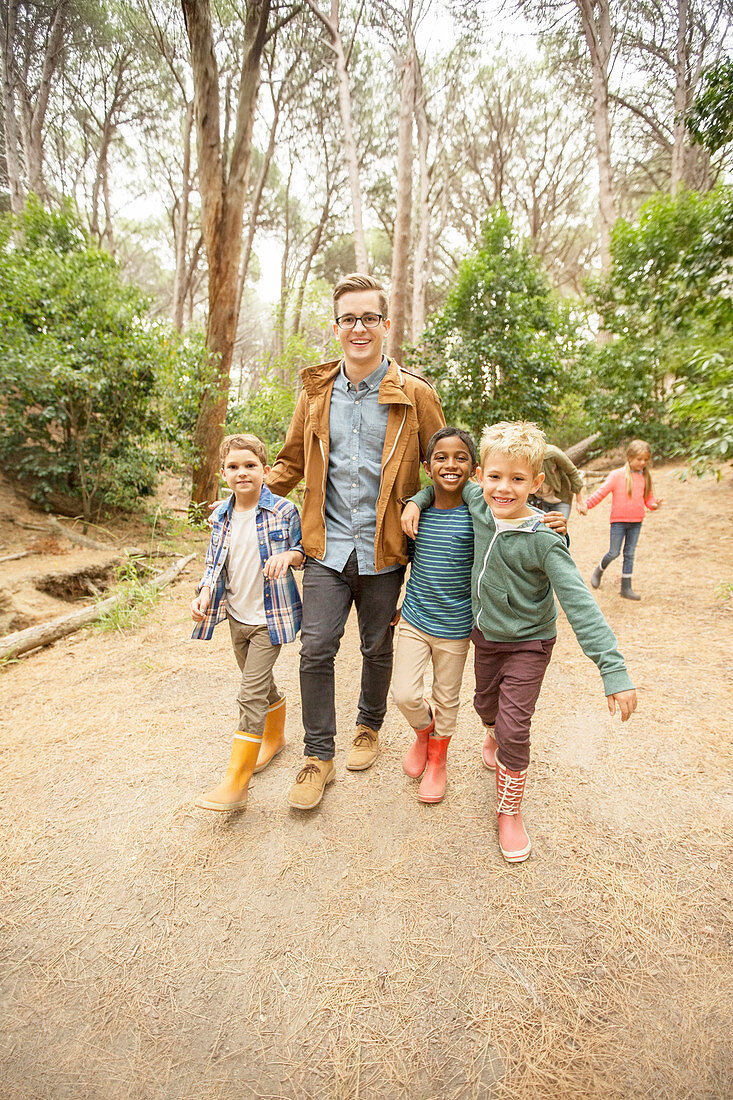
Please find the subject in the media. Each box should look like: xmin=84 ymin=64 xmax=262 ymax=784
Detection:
xmin=586 ymin=467 xmax=658 ymax=523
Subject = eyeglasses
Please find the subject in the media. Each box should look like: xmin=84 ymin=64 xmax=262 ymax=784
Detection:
xmin=334 ymin=312 xmax=384 ymax=330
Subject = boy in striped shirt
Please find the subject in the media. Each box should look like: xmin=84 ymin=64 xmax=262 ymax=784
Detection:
xmin=392 ymin=428 xmax=478 ymax=803
xmin=191 ymin=434 xmax=304 ymax=812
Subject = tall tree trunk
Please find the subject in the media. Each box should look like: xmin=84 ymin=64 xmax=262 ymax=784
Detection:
xmin=292 ymin=191 xmax=332 ymax=336
xmin=90 ymin=115 xmax=115 ymax=243
xmin=172 ymin=100 xmax=195 ymax=330
xmin=306 ymin=0 xmax=369 ymax=272
xmin=388 ymin=44 xmax=415 ymax=363
xmin=238 ymin=90 xmax=283 ymax=303
xmin=411 ymin=55 xmax=430 ymax=343
xmin=670 ymin=0 xmax=689 ymax=192
xmin=16 ymin=0 xmax=66 ymax=200
xmin=183 ymin=0 xmax=271 ymax=506
xmin=576 ymin=0 xmax=616 ymax=273
xmin=1 ymin=0 xmax=24 ymax=213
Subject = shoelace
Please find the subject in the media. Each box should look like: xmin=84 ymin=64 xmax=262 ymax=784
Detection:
xmin=296 ymin=762 xmax=322 ymax=783
xmin=353 ymin=727 xmax=377 ymax=746
xmin=497 ymin=771 xmax=526 ymax=815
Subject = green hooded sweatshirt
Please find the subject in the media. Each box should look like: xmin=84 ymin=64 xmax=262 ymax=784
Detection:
xmin=411 ymin=481 xmax=633 ymax=697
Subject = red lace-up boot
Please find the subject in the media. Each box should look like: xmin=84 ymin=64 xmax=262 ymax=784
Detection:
xmin=495 ymin=755 xmax=531 ymax=862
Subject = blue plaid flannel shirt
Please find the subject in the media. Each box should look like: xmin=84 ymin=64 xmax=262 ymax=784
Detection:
xmin=191 ymin=485 xmax=304 ymax=645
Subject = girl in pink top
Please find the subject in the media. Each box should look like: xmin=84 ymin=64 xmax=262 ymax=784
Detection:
xmin=587 ymin=440 xmax=663 ymax=600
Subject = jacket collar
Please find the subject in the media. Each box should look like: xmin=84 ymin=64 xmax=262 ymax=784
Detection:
xmin=493 ymin=513 xmax=545 ymax=535
xmin=300 ymin=356 xmax=412 ymax=405
xmin=215 ymin=482 xmax=277 ymax=520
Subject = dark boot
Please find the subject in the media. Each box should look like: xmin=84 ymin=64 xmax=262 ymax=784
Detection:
xmin=620 ymin=575 xmax=641 ymax=600
xmin=590 ymin=563 xmax=605 ymax=589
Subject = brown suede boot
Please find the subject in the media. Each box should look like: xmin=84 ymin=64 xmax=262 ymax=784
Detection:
xmin=196 ymin=732 xmax=261 ymax=811
xmin=402 ymin=702 xmax=435 ymax=778
xmin=346 ymin=724 xmax=380 ymax=771
xmin=254 ymin=696 xmax=286 ymax=773
xmin=287 ymin=757 xmax=335 ymax=809
xmin=495 ymin=755 xmax=531 ymax=862
xmin=418 ymin=735 xmax=451 ymax=803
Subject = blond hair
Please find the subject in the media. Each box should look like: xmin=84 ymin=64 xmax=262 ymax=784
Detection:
xmin=479 ymin=421 xmax=546 ymax=477
xmin=333 ymin=272 xmax=389 ymax=319
xmin=624 ymin=439 xmax=653 ymax=498
xmin=219 ymin=433 xmax=268 ymax=467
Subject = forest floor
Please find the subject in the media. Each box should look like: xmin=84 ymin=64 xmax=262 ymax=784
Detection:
xmin=1 ymin=459 xmax=732 ymax=1100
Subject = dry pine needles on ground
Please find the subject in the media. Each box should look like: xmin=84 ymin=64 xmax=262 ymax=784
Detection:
xmin=1 ymin=462 xmax=732 ymax=1099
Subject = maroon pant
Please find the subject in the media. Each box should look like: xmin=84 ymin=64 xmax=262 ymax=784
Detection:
xmin=471 ymin=629 xmax=556 ymax=772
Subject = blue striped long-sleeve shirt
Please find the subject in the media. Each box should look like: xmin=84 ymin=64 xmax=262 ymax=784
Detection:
xmin=401 ymin=504 xmax=474 ymax=639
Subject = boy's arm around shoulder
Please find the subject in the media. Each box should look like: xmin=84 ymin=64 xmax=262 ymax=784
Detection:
xmin=266 ymin=389 xmax=307 ymax=497
xmin=541 ymin=535 xmax=634 ymax=698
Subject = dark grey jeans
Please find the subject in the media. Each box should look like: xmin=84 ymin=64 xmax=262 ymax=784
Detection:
xmin=299 ymin=552 xmax=405 ymax=760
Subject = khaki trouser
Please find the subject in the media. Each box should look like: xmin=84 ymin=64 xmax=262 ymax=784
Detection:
xmin=391 ymin=619 xmax=470 ymax=738
xmin=227 ymin=616 xmax=282 ymax=734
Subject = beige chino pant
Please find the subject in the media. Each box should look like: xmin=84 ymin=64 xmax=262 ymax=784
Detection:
xmin=227 ymin=615 xmax=282 ymax=735
xmin=391 ymin=619 xmax=470 ymax=738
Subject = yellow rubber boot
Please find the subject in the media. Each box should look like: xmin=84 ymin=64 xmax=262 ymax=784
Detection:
xmin=196 ymin=732 xmax=261 ymax=811
xmin=254 ymin=696 xmax=286 ymax=774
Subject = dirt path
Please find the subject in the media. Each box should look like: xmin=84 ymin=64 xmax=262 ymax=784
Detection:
xmin=2 ymin=463 xmax=732 ymax=1099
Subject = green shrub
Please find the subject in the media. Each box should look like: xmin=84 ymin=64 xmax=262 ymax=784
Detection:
xmin=413 ymin=209 xmax=581 ymax=440
xmin=0 ymin=199 xmax=175 ymax=518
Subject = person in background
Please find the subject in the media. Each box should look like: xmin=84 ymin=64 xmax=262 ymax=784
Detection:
xmin=587 ymin=439 xmax=663 ymax=601
xmin=529 ymin=441 xmax=587 ymax=520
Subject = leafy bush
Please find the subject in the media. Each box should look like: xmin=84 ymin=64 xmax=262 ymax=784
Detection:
xmin=0 ymin=200 xmax=178 ymax=518
xmin=670 ymin=346 xmax=733 ymax=470
xmin=587 ymin=186 xmax=733 ymax=457
xmin=413 ymin=209 xmax=581 ymax=441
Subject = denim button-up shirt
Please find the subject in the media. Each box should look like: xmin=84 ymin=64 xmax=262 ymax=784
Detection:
xmin=321 ymin=358 xmax=400 ymax=575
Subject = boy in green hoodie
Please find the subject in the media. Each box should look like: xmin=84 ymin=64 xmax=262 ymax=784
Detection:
xmin=402 ymin=421 xmax=636 ymax=863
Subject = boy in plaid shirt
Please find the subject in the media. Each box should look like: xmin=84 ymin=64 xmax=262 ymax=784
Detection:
xmin=191 ymin=434 xmax=304 ymax=811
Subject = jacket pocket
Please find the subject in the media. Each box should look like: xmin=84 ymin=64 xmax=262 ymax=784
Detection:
xmin=486 ymin=584 xmax=522 ymax=621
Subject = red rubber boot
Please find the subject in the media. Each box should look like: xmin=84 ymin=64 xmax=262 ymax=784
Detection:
xmin=418 ymin=735 xmax=451 ymax=803
xmin=402 ymin=703 xmax=435 ymax=778
xmin=495 ymin=755 xmax=531 ymax=862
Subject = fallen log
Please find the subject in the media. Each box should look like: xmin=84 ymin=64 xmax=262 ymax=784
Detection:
xmin=0 ymin=551 xmax=32 ymax=564
xmin=565 ymin=432 xmax=601 ymax=466
xmin=0 ymin=553 xmax=196 ymax=661
xmin=47 ymin=517 xmax=110 ymax=550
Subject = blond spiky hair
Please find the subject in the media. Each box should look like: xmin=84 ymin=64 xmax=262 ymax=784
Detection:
xmin=479 ymin=421 xmax=547 ymax=477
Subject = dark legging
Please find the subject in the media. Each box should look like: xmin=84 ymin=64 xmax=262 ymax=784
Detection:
xmin=601 ymin=521 xmax=642 ymax=575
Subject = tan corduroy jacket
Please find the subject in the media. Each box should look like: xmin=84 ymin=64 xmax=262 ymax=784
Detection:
xmin=267 ymin=358 xmax=445 ymax=571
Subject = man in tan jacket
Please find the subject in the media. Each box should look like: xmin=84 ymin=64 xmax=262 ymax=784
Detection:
xmin=266 ymin=273 xmax=445 ymax=809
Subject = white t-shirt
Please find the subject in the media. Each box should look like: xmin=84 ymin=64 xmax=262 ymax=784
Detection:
xmin=225 ymin=507 xmax=267 ymax=626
